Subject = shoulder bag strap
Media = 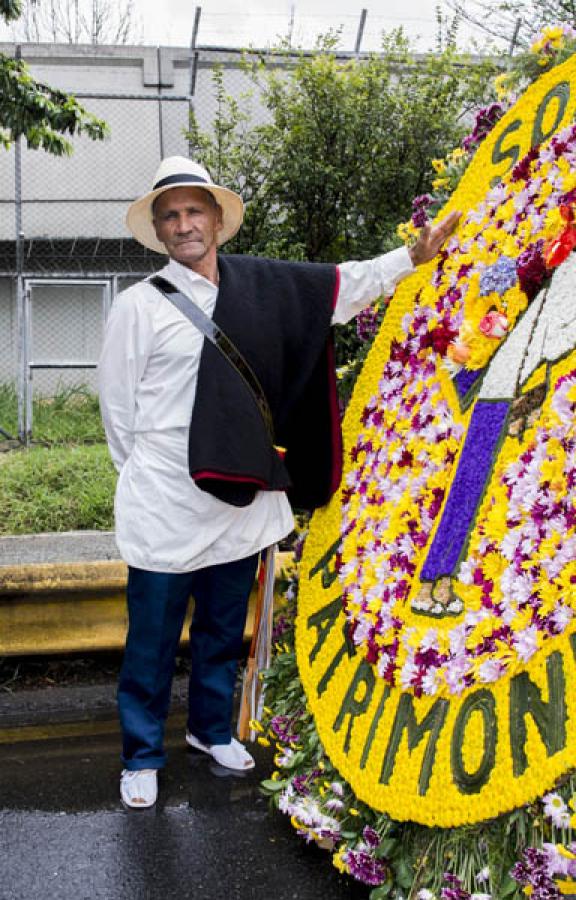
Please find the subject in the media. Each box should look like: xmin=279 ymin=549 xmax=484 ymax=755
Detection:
xmin=149 ymin=275 xmax=275 ymax=443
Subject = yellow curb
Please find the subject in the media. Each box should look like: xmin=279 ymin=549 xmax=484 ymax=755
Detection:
xmin=0 ymin=561 xmax=127 ymax=594
xmin=0 ymin=713 xmax=187 ymax=745
xmin=0 ymin=551 xmax=293 ymax=656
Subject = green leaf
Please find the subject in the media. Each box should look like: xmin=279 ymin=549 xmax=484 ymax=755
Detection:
xmin=260 ymin=779 xmax=285 ymax=793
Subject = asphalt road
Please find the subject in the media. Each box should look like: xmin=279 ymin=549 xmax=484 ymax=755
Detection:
xmin=0 ymin=706 xmax=369 ymax=900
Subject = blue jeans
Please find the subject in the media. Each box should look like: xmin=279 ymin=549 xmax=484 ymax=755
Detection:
xmin=118 ymin=553 xmax=259 ymax=771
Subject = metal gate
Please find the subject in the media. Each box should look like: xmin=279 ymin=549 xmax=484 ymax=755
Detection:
xmin=19 ymin=278 xmax=112 ymax=439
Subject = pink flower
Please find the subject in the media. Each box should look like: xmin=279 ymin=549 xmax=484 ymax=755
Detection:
xmin=478 ymin=311 xmax=509 ymax=339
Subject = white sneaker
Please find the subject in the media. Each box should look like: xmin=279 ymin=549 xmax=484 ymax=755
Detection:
xmin=120 ymin=768 xmax=158 ymax=808
xmin=185 ymin=732 xmax=255 ymax=771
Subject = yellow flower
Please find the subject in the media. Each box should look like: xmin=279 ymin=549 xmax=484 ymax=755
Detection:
xmin=449 ymin=147 xmax=466 ymax=164
xmin=556 ymin=844 xmax=576 ymax=860
xmin=332 ymin=847 xmax=349 ymax=874
xmin=432 ymin=176 xmax=450 ymax=191
xmin=481 ymin=552 xmax=508 ymax=583
xmin=494 ymin=72 xmax=511 ymax=100
xmin=544 ymin=206 xmax=565 ymax=239
xmin=397 ymin=220 xmax=419 ymax=243
xmin=249 ymin=718 xmax=264 ymax=733
xmin=432 ymin=158 xmax=447 ymax=174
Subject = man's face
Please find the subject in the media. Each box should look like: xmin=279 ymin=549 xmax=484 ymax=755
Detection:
xmin=152 ymin=186 xmax=223 ymax=271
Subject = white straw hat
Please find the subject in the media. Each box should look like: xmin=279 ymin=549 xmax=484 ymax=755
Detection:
xmin=126 ymin=156 xmax=244 ymax=253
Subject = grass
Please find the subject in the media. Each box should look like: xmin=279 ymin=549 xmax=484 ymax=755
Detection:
xmin=0 ymin=383 xmax=115 ymax=534
xmin=0 ymin=443 xmax=116 ymax=534
xmin=0 ymin=382 xmax=105 ymax=445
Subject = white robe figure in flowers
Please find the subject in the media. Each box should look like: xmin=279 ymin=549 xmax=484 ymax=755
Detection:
xmin=412 ymin=251 xmax=576 ymax=618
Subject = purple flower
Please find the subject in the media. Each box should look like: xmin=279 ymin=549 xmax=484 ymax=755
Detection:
xmin=511 ymin=146 xmax=540 ymax=182
xmin=511 ymin=847 xmax=561 ymax=899
xmin=343 ymin=848 xmax=388 ymax=886
xmin=479 ymin=256 xmax=518 ymax=295
xmin=362 ymin=825 xmax=380 ymax=849
xmin=462 ymin=103 xmax=505 ymax=151
xmin=441 ymin=873 xmax=471 ymax=900
xmin=357 ymin=306 xmax=380 ymax=342
xmin=516 ymin=239 xmax=548 ymax=300
xmin=412 ymin=193 xmax=434 ymax=228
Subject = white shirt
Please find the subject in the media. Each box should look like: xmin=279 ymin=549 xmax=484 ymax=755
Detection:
xmin=98 ymin=247 xmax=413 ymax=572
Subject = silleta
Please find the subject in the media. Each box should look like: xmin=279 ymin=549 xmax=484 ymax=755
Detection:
xmin=304 ymin=541 xmax=572 ymax=804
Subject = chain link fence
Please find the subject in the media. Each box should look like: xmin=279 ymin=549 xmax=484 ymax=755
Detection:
xmin=0 ymin=44 xmax=281 ymax=439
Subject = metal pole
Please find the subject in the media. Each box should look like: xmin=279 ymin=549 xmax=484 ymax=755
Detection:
xmin=189 ymin=7 xmax=202 ymax=158
xmin=288 ymin=4 xmax=295 ymax=47
xmin=355 ymin=8 xmax=367 ymax=56
xmin=190 ymin=6 xmax=201 ymax=96
xmin=157 ymin=46 xmax=165 ymax=159
xmin=509 ymin=18 xmax=521 ymax=55
xmin=190 ymin=6 xmax=201 ymax=57
xmin=14 ymin=45 xmax=27 ymax=443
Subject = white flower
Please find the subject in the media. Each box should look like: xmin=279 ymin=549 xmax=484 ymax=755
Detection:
xmin=400 ymin=659 xmax=419 ymax=689
xmin=550 ymin=605 xmax=573 ymax=632
xmin=422 ymin=671 xmax=439 ymax=696
xmin=420 ymin=628 xmax=439 ymax=651
xmin=478 ymin=658 xmax=504 ymax=683
xmin=458 ymin=559 xmax=476 ymax=585
xmin=543 ymin=842 xmax=570 ymax=876
xmin=500 ymin=531 xmax=521 ymax=562
xmin=513 ymin=625 xmax=539 ymax=662
xmin=476 ymin=866 xmax=490 ymax=883
xmin=417 ymin=890 xmax=436 ymax=900
xmin=543 ymin=792 xmax=571 ymax=828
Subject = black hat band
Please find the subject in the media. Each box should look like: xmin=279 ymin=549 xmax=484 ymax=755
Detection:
xmin=153 ymin=173 xmax=210 ymax=190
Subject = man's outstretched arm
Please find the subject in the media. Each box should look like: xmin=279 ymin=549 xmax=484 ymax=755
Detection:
xmin=333 ymin=211 xmax=461 ymax=325
xmin=408 ymin=210 xmax=461 ymax=266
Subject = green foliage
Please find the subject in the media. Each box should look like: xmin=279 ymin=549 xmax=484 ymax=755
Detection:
xmin=447 ymin=0 xmax=576 ymax=49
xmin=0 ymin=384 xmax=113 ymax=534
xmin=0 ymin=2 xmax=107 ymax=153
xmin=188 ymin=32 xmax=497 ymax=265
xmin=187 ymin=32 xmax=497 ymax=378
xmin=0 ymin=442 xmax=115 ymax=533
xmin=0 ymin=383 xmax=105 ymax=445
xmin=0 ymin=0 xmax=21 ymax=22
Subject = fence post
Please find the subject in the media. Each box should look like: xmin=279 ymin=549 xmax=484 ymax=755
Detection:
xmin=188 ymin=6 xmax=202 ymax=157
xmin=14 ymin=44 xmax=27 ymax=444
xmin=355 ymin=8 xmax=367 ymax=56
xmin=157 ymin=46 xmax=165 ymax=159
xmin=509 ymin=18 xmax=522 ymax=55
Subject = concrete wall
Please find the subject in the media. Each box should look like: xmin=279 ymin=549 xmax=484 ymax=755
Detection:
xmin=0 ymin=43 xmax=273 ymax=244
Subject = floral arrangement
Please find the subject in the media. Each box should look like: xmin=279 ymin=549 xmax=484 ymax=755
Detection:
xmin=262 ymin=560 xmax=576 ymax=898
xmin=260 ymin=39 xmax=576 ymax=900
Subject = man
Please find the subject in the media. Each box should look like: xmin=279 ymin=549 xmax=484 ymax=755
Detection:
xmin=98 ymin=156 xmax=458 ymax=809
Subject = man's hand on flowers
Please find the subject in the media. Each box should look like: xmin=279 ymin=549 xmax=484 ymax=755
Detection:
xmin=409 ymin=210 xmax=461 ymax=266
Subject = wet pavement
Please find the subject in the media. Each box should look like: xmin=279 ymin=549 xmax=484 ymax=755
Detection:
xmin=0 ymin=693 xmax=369 ymax=900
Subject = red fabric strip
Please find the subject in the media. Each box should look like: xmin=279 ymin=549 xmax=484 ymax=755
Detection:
xmin=193 ymin=470 xmax=268 ymax=488
xmin=332 ymin=265 xmax=341 ymax=311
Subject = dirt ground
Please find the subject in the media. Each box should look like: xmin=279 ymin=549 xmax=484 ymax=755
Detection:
xmin=0 ymin=651 xmax=192 ymax=694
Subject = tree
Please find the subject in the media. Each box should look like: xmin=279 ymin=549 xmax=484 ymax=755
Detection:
xmin=187 ymin=32 xmax=497 ymax=371
xmin=0 ymin=0 xmax=107 ymax=153
xmin=445 ymin=0 xmax=576 ymax=50
xmin=13 ymin=0 xmax=141 ymax=45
